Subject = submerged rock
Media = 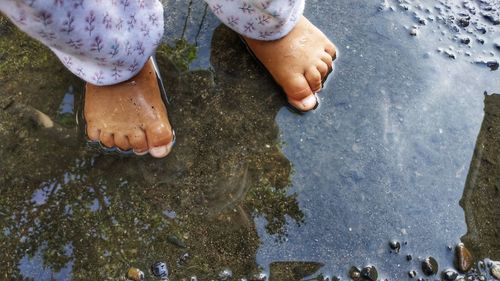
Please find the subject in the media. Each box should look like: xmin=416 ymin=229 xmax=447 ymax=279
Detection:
xmin=151 ymin=261 xmax=169 ymax=279
xmin=422 ymin=257 xmax=439 ymax=276
xmin=349 ymin=266 xmax=361 ymax=280
xmin=360 ymin=265 xmax=378 ymax=281
xmin=218 ymin=268 xmax=233 ymax=280
xmin=491 ymin=262 xmax=500 ymax=280
xmin=389 ymin=240 xmax=401 ymax=253
xmin=455 ymin=243 xmax=473 ymax=273
xmin=442 ymin=268 xmax=459 ymax=281
xmin=126 ymin=267 xmax=145 ymax=281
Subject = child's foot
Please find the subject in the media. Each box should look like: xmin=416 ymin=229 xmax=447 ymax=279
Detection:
xmin=243 ymin=16 xmax=336 ymax=111
xmin=84 ymin=59 xmax=174 ymax=158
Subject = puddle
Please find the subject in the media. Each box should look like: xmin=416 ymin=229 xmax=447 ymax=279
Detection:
xmin=1 ymin=0 xmax=500 ymax=280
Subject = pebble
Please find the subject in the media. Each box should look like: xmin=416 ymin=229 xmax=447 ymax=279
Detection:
xmin=410 ymin=27 xmax=419 ymax=36
xmin=126 ymin=267 xmax=145 ymax=281
xmin=442 ymin=269 xmax=459 ymax=281
xmin=408 ymin=270 xmax=417 ymax=278
xmin=422 ymin=257 xmax=439 ymax=276
xmin=407 ymin=255 xmax=413 ymax=261
xmin=455 ymin=243 xmax=473 ymax=272
xmin=178 ymin=252 xmax=190 ymax=266
xmin=151 ymin=261 xmax=169 ymax=279
xmin=491 ymin=263 xmax=500 ymax=280
xmin=167 ymin=234 xmax=187 ymax=248
xmin=218 ymin=268 xmax=233 ymax=281
xmin=361 ymin=265 xmax=378 ymax=281
xmin=349 ymin=266 xmax=361 ymax=280
xmin=389 ymin=240 xmax=401 ymax=253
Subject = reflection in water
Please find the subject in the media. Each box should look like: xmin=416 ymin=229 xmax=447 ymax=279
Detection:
xmin=0 ymin=15 xmax=305 ymax=280
xmin=461 ymin=93 xmax=500 ymax=262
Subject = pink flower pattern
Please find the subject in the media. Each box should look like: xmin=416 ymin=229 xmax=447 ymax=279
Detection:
xmin=0 ymin=0 xmax=304 ymax=85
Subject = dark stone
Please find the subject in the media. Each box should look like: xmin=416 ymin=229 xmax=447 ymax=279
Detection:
xmin=456 ymin=17 xmax=470 ymax=27
xmin=151 ymin=261 xmax=168 ymax=278
xmin=408 ymin=270 xmax=417 ymax=278
xmin=349 ymin=266 xmax=361 ymax=280
xmin=422 ymin=257 xmax=439 ymax=276
xmin=389 ymin=240 xmax=401 ymax=253
xmin=442 ymin=269 xmax=459 ymax=281
xmin=360 ymin=265 xmax=378 ymax=281
xmin=407 ymin=254 xmax=413 ymax=261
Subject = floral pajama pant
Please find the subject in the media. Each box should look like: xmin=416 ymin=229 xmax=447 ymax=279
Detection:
xmin=0 ymin=0 xmax=304 ymax=85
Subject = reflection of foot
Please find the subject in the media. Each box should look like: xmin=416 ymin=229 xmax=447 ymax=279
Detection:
xmin=243 ymin=16 xmax=336 ymax=111
xmin=84 ymin=59 xmax=174 ymax=158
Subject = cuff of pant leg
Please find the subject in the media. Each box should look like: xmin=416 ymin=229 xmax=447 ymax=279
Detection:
xmin=244 ymin=0 xmax=305 ymax=41
xmin=50 ymin=47 xmax=152 ymax=86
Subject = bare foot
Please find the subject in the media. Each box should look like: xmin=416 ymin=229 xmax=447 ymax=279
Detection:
xmin=243 ymin=16 xmax=336 ymax=111
xmin=84 ymin=58 xmax=174 ymax=158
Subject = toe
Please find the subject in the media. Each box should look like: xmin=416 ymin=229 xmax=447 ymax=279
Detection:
xmin=128 ymin=130 xmax=149 ymax=154
xmin=288 ymin=94 xmax=318 ymax=112
xmin=145 ymin=123 xmax=173 ymax=158
xmin=283 ymin=74 xmax=314 ymax=101
xmin=114 ymin=134 xmax=131 ymax=151
xmin=325 ymin=42 xmax=337 ymax=60
xmin=316 ymin=61 xmax=329 ymax=78
xmin=283 ymin=74 xmax=318 ymax=111
xmin=86 ymin=125 xmax=100 ymax=142
xmin=305 ymin=67 xmax=322 ymax=93
xmin=100 ymin=131 xmax=115 ymax=148
xmin=149 ymin=142 xmax=174 ymax=158
xmin=320 ymin=51 xmax=334 ymax=69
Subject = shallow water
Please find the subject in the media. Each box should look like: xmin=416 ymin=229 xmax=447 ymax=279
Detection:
xmin=1 ymin=0 xmax=499 ymax=280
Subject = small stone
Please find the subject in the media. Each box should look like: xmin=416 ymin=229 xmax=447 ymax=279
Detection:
xmin=178 ymin=252 xmax=190 ymax=266
xmin=410 ymin=27 xmax=418 ymax=36
xmin=422 ymin=257 xmax=439 ymax=276
xmin=408 ymin=270 xmax=417 ymax=278
xmin=361 ymin=265 xmax=378 ymax=281
xmin=456 ymin=17 xmax=470 ymax=27
xmin=349 ymin=266 xmax=361 ymax=280
xmin=456 ymin=243 xmax=473 ymax=273
xmin=460 ymin=37 xmax=471 ymax=44
xmin=491 ymin=263 xmax=500 ymax=280
xmin=151 ymin=261 xmax=169 ymax=278
xmin=389 ymin=240 xmax=401 ymax=253
xmin=407 ymin=255 xmax=413 ymax=261
xmin=167 ymin=234 xmax=187 ymax=248
xmin=251 ymin=272 xmax=267 ymax=281
xmin=218 ymin=268 xmax=233 ymax=281
xmin=442 ymin=269 xmax=459 ymax=281
xmin=331 ymin=276 xmax=341 ymax=281
xmin=126 ymin=267 xmax=144 ymax=281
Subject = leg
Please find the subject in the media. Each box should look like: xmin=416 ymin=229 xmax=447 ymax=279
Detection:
xmin=206 ymin=0 xmax=336 ymax=111
xmin=0 ymin=0 xmax=174 ymax=157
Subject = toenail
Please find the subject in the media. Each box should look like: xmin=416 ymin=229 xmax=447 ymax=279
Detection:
xmin=149 ymin=143 xmax=173 ymax=158
xmin=301 ymin=95 xmax=317 ymax=109
xmin=313 ymin=95 xmax=319 ymax=110
xmin=133 ymin=149 xmax=148 ymax=156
